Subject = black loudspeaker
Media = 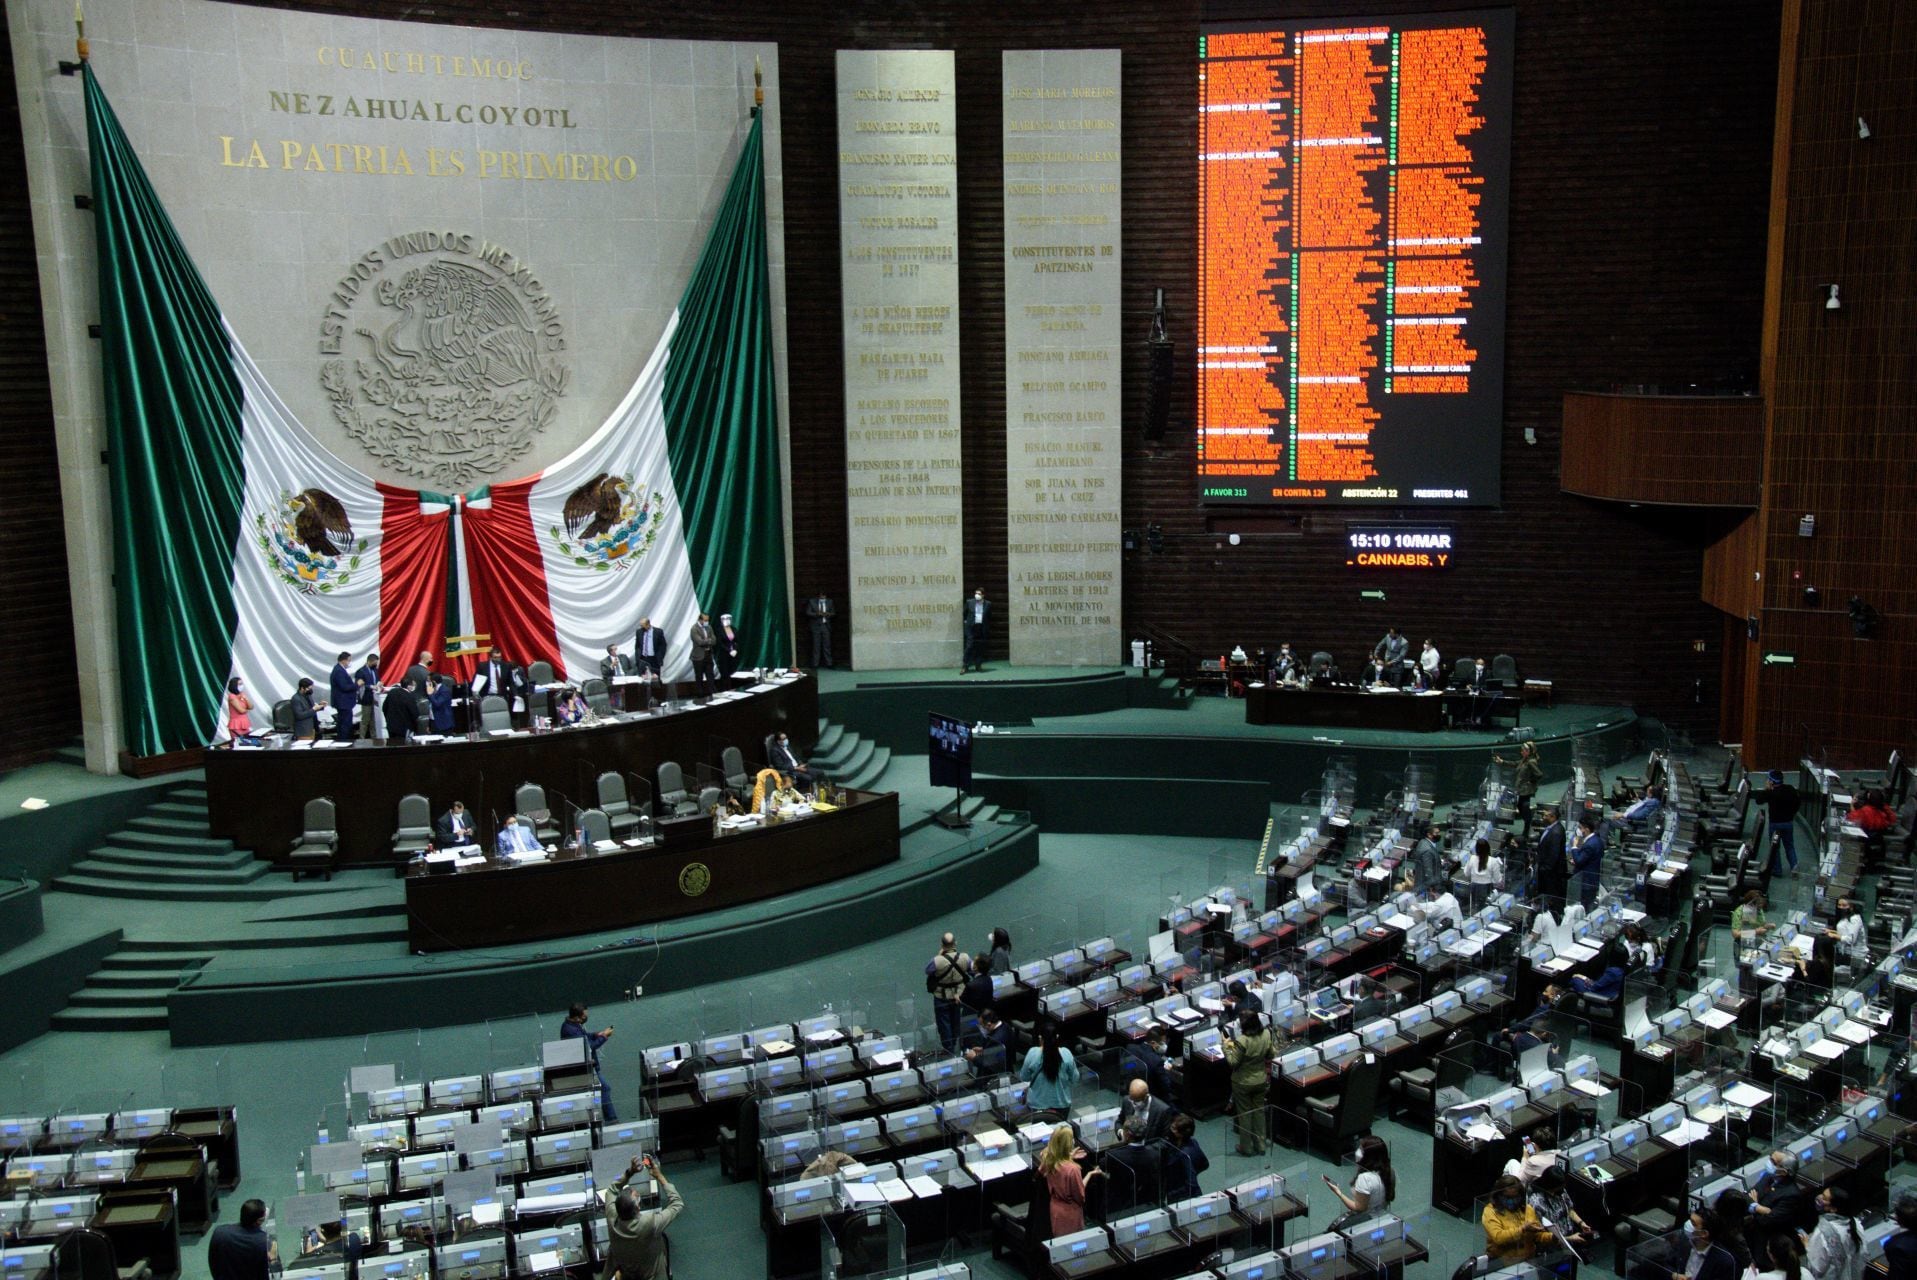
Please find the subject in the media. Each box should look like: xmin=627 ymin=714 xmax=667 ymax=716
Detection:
xmin=1144 ymin=338 xmax=1173 ymax=441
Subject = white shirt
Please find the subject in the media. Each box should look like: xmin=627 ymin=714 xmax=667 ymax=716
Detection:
xmin=1463 ymin=856 xmax=1504 ymax=887
xmin=1420 ymin=647 xmax=1440 ymax=674
xmin=1418 ymin=891 xmax=1464 ymax=930
xmin=1834 ymin=915 xmax=1867 ymax=962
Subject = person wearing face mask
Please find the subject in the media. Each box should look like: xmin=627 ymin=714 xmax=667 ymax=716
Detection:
xmin=1482 ymin=1174 xmax=1553 ymax=1261
xmin=1270 ymin=643 xmax=1301 ymax=684
xmin=225 ymin=677 xmax=257 ymax=744
xmin=960 ymin=588 xmax=991 ymax=673
xmin=1752 ymin=1151 xmax=1817 ymax=1234
xmin=1804 ymin=1187 xmax=1864 ymax=1280
xmin=1749 ymin=1231 xmax=1806 ymax=1280
xmin=715 ymin=613 xmax=743 ymax=680
xmin=1418 ymin=638 xmax=1442 ymax=689
xmin=1824 ymin=900 xmax=1869 ymax=974
xmin=1324 ymin=1134 xmax=1394 ymax=1228
xmin=1670 ymin=1208 xmax=1738 ymax=1280
xmin=768 ymin=732 xmax=814 ymax=791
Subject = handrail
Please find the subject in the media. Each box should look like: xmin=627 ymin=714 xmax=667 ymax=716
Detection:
xmin=1139 ymin=622 xmax=1200 ymax=684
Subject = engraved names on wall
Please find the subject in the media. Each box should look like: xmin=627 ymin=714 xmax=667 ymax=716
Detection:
xmin=837 ymin=49 xmax=963 ymax=669
xmin=1002 ymin=49 xmax=1122 ymax=665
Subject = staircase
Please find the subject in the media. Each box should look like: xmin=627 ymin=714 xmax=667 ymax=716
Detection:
xmin=809 ymin=716 xmax=893 ymax=792
xmin=50 ymin=781 xmax=281 ymax=900
xmin=45 ymin=781 xmax=405 ymax=1032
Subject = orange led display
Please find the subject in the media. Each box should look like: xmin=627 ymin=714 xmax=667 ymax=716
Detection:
xmin=1199 ymin=11 xmax=1510 ymax=505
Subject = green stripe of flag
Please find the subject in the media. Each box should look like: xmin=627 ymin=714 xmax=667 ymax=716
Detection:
xmin=661 ymin=111 xmax=792 ymax=667
xmin=85 ymin=65 xmax=246 ymax=756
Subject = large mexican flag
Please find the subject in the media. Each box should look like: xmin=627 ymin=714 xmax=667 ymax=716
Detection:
xmin=85 ymin=64 xmax=789 ymax=756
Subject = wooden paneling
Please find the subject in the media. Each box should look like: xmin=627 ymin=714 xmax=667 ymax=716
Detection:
xmin=0 ymin=0 xmax=1784 ymax=754
xmin=1743 ymin=0 xmax=1917 ymax=769
xmin=0 ymin=22 xmax=80 ymax=768
xmin=1701 ymin=512 xmax=1763 ymax=620
xmin=1560 ymin=393 xmax=1762 ymax=507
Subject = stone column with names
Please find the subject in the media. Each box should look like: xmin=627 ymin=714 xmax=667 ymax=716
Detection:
xmin=836 ymin=50 xmax=963 ymax=669
xmin=1003 ymin=49 xmax=1123 ymax=665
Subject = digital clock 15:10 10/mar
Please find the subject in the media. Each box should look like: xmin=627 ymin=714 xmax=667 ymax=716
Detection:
xmin=1344 ymin=524 xmax=1455 ymax=570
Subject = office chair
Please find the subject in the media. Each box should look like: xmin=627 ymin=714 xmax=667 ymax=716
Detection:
xmin=581 ymin=678 xmax=614 ymax=717
xmin=1304 ymin=1056 xmax=1383 ymax=1153
xmin=657 ymin=762 xmax=698 ymax=817
xmin=290 ymin=797 xmax=337 ymax=881
xmin=392 ymin=793 xmax=432 ymax=857
xmin=721 ymin=746 xmax=750 ymax=797
xmin=527 ymin=660 xmax=556 ymax=686
xmin=271 ymin=699 xmax=295 ymax=734
xmin=514 ymin=782 xmax=560 ymax=842
xmin=596 ymin=771 xmax=641 ymax=837
xmin=478 ymin=695 xmax=512 ymax=733
xmin=1491 ymin=654 xmax=1519 ymax=686
xmin=575 ymin=809 xmax=612 ymax=846
xmin=53 ymin=1227 xmax=150 ymax=1280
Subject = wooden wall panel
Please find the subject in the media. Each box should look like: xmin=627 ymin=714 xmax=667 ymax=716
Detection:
xmin=0 ymin=21 xmax=79 ymax=769
xmin=1560 ymin=393 xmax=1762 ymax=507
xmin=1746 ymin=0 xmax=1917 ymax=769
xmin=0 ymin=0 xmax=1784 ymax=759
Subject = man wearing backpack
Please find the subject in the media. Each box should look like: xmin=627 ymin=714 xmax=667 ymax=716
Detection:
xmin=926 ymin=932 xmax=971 ymax=1053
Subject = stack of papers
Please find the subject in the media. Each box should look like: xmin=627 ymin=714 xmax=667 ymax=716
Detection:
xmin=1833 ymin=1020 xmax=1875 ymax=1045
xmin=505 ymin=849 xmax=549 ymax=863
xmin=1804 ymin=1038 xmax=1847 ymax=1061
xmin=905 ymin=1175 xmax=944 ymax=1199
xmin=1696 ymin=1008 xmax=1738 ymax=1030
xmin=1723 ymin=1083 xmax=1773 ymax=1108
xmin=1570 ymin=1079 xmax=1610 ymax=1098
xmin=867 ymin=1049 xmax=906 ymax=1069
xmin=593 ymin=840 xmax=621 ymax=852
xmin=758 ymin=1039 xmax=795 ymax=1056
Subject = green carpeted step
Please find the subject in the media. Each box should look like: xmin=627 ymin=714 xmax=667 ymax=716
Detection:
xmin=89 ymin=968 xmax=197 ymax=990
xmin=110 ymin=828 xmax=235 ymax=854
xmin=68 ymin=984 xmax=176 ymax=1008
xmin=49 ymin=1006 xmax=168 ymax=1032
xmin=167 ymin=782 xmax=208 ymax=799
xmin=101 ymin=950 xmax=218 ymax=970
xmin=88 ymin=845 xmax=254 ymax=871
xmin=148 ymin=799 xmax=210 ymax=819
xmin=812 ymin=722 xmax=846 ymax=757
xmin=125 ymin=814 xmax=214 ymax=836
xmin=66 ymin=859 xmax=269 ymax=886
xmin=122 ymin=915 xmax=410 ymax=950
xmin=840 ymin=745 xmax=891 ymax=791
xmin=818 ymin=735 xmax=870 ymax=776
xmin=50 ymin=875 xmax=322 ymax=902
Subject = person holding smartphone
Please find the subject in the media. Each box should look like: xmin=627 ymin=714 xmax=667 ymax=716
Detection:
xmin=598 ymin=1154 xmax=683 ymax=1280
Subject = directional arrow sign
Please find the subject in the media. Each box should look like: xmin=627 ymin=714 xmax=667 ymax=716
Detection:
xmin=1761 ymin=651 xmax=1796 ymax=667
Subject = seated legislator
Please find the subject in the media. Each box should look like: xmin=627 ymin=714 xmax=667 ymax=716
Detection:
xmin=600 ymin=645 xmax=635 ymax=681
xmin=382 ymin=678 xmax=421 ymax=744
xmin=556 ymin=688 xmax=593 ymax=727
xmin=1269 ymin=642 xmax=1302 ymax=684
xmin=768 ymin=731 xmax=816 ymax=791
xmin=749 ymin=769 xmax=803 ymax=815
xmin=1361 ymin=655 xmax=1392 ymax=686
xmin=436 ymin=801 xmax=476 ymax=847
xmin=496 ymin=814 xmax=542 ymax=856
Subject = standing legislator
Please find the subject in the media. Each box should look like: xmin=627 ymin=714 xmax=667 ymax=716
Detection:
xmin=1373 ymin=627 xmax=1408 ymax=685
xmin=806 ymin=593 xmax=835 ymax=669
xmin=961 ymin=588 xmax=991 ymax=674
xmin=688 ymin=613 xmax=719 ymax=698
xmin=634 ymin=617 xmax=667 ymax=680
xmin=329 ymin=653 xmax=358 ymax=743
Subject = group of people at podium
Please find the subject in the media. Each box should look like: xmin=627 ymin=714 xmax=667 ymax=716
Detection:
xmin=228 ymin=603 xmax=761 ymax=747
xmin=1264 ymin=628 xmax=1505 ymax=696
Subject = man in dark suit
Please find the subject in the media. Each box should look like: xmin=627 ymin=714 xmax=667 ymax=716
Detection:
xmin=1570 ymin=813 xmax=1605 ymax=908
xmin=352 ymin=652 xmax=381 ymax=739
xmin=1751 ymin=1150 xmax=1817 ymax=1234
xmin=961 ymin=588 xmax=990 ymax=673
xmin=1120 ymin=1027 xmax=1174 ymax=1100
xmin=769 ymin=732 xmax=815 ymax=791
xmin=633 ymin=617 xmax=667 ymax=679
xmin=473 ymin=648 xmax=516 ymax=709
xmin=962 ymin=1006 xmax=1018 ymax=1074
xmin=1883 ymin=1197 xmax=1917 ymax=1280
xmin=290 ymin=677 xmax=322 ymax=740
xmin=1534 ymin=806 xmax=1569 ymax=908
xmin=1117 ymin=1078 xmax=1174 ymax=1142
xmin=805 ymin=594 xmax=834 ymax=668
xmin=688 ymin=613 xmax=718 ymax=698
xmin=1097 ymin=1119 xmax=1163 ymax=1217
xmin=1667 ymin=1208 xmax=1738 ymax=1280
xmin=599 ymin=645 xmax=634 ymax=682
xmin=435 ymin=801 xmax=476 ymax=846
xmin=405 ymin=649 xmax=433 ymax=690
xmin=382 ymin=678 xmax=421 ymax=744
xmin=329 ymin=652 xmax=358 ymax=742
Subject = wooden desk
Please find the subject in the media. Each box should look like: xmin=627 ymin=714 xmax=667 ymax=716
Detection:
xmin=206 ymin=676 xmax=819 ymax=862
xmin=403 ymin=790 xmax=899 ymax=950
xmin=1244 ymin=686 xmax=1447 ymax=732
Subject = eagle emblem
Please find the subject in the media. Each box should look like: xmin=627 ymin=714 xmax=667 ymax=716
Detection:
xmin=319 ymin=243 xmax=570 ymax=489
xmin=546 ymin=473 xmax=666 ymax=574
xmin=255 ymin=487 xmax=364 ymax=595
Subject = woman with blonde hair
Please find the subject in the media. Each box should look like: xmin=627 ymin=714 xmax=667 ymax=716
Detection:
xmin=1037 ymin=1123 xmax=1099 ymax=1236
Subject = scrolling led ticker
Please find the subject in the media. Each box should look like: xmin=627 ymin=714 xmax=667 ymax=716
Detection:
xmin=1345 ymin=524 xmax=1453 ymax=569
